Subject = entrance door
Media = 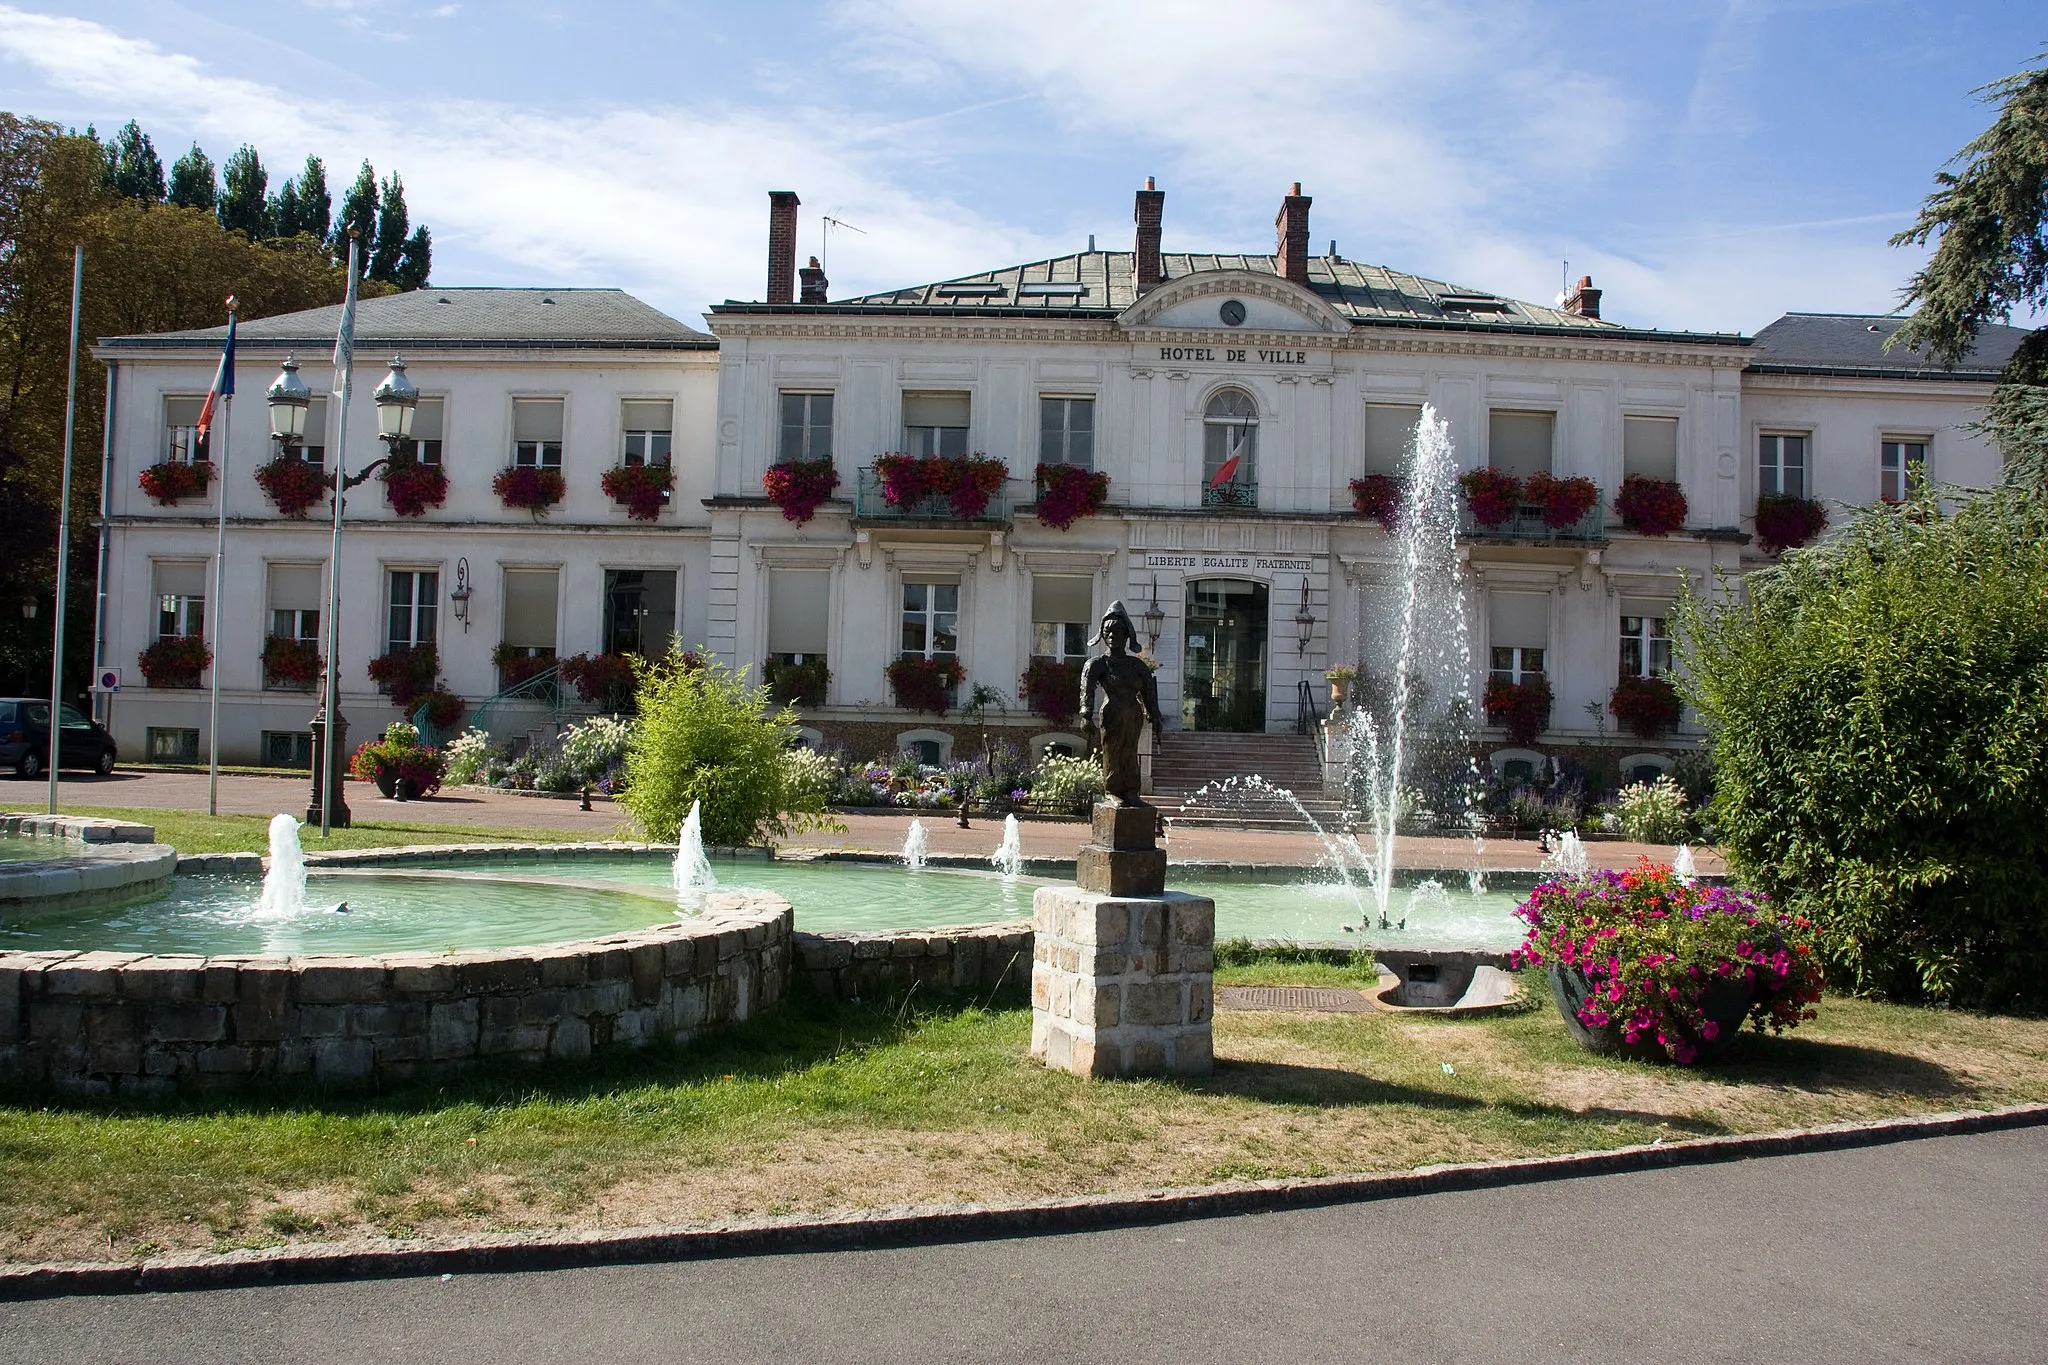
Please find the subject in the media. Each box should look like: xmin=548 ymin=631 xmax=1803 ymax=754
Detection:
xmin=1183 ymin=578 xmax=1268 ymax=732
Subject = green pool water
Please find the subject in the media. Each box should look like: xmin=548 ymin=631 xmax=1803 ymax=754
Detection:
xmin=0 ymin=835 xmax=64 ymax=862
xmin=0 ymin=855 xmax=1530 ymax=958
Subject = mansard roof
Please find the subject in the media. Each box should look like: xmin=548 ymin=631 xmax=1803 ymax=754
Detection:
xmin=100 ymin=288 xmax=714 ymax=351
xmin=1746 ymin=312 xmax=2027 ymax=381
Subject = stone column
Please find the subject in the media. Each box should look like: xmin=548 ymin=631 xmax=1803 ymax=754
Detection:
xmin=1031 ymin=801 xmax=1213 ymax=1078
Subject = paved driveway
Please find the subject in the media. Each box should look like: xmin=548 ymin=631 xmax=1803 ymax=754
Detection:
xmin=2 ymin=1127 xmax=2039 ymax=1364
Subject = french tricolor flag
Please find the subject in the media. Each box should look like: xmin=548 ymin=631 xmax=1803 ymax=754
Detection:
xmin=194 ymin=305 xmax=236 ymax=441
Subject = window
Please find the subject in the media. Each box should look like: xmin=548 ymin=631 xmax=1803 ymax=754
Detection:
xmin=1880 ymin=438 xmax=1926 ymax=503
xmin=621 ymin=400 xmax=673 ymax=468
xmin=263 ymin=730 xmax=314 ymax=768
xmin=902 ymin=392 xmax=969 ymax=458
xmin=147 ymin=727 xmax=199 ymax=762
xmin=387 ymin=569 xmax=438 ymax=651
xmin=602 ymin=569 xmax=678 ymax=657
xmin=1488 ymin=410 xmax=1554 ymax=479
xmin=1030 ymin=574 xmax=1092 ymax=660
xmin=900 ymin=579 xmax=959 ymax=659
xmin=1759 ymin=432 xmax=1808 ymax=498
xmin=267 ymin=563 xmax=321 ymax=644
xmin=1619 ymin=600 xmax=1673 ymax=679
xmin=512 ymin=398 xmax=564 ymax=469
xmin=1039 ymin=397 xmax=1094 ymax=469
xmin=153 ymin=561 xmax=206 ymax=640
xmin=1203 ymin=388 xmax=1258 ymax=505
xmin=399 ymin=397 xmax=443 ymax=466
xmin=499 ymin=568 xmax=559 ymax=682
xmin=1488 ymin=591 xmax=1547 ymax=683
xmin=778 ymin=392 xmax=833 ymax=463
xmin=767 ymin=568 xmax=828 ymax=668
xmin=1623 ymin=416 xmax=1679 ymax=482
xmin=1363 ymin=403 xmax=1421 ymax=477
xmin=162 ymin=396 xmax=209 ymax=464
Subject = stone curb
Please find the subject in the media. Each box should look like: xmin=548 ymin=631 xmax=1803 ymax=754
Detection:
xmin=2 ymin=1101 xmax=2041 ymax=1299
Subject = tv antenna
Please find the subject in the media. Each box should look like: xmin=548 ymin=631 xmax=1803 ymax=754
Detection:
xmin=822 ymin=215 xmax=866 ymax=274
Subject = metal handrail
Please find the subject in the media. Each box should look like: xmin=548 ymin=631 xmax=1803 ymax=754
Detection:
xmin=854 ymin=466 xmax=1013 ymax=523
xmin=1459 ymin=500 xmax=1605 ymax=540
xmin=442 ymin=662 xmax=566 ymax=746
xmin=1295 ymin=678 xmax=1322 ymax=736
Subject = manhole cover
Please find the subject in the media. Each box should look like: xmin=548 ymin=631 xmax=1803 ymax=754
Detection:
xmin=1216 ymin=986 xmax=1377 ymax=1014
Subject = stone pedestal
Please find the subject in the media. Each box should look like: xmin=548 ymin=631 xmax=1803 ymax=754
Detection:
xmin=1031 ymin=884 xmax=1213 ymax=1078
xmin=1075 ymin=801 xmax=1165 ymax=897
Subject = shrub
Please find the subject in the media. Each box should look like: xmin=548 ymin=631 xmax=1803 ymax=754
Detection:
xmin=138 ymin=635 xmax=209 ymax=688
xmin=1614 ymin=776 xmax=1690 ymax=844
xmin=761 ymin=656 xmax=829 ymax=707
xmin=559 ymin=651 xmax=641 ymax=709
xmin=1349 ymin=474 xmax=1401 ymax=531
xmin=619 ymin=647 xmax=835 ymax=846
xmin=253 ymin=455 xmax=328 ymax=517
xmin=887 ymin=654 xmax=965 ymax=715
xmin=381 ymin=458 xmax=448 ymax=517
xmin=832 ymin=759 xmax=892 ymax=807
xmin=1522 ymin=471 xmax=1601 ymax=530
xmin=1675 ymin=487 xmax=2048 ymax=1009
xmin=261 ymin=634 xmax=321 ymax=689
xmin=1020 ymin=657 xmax=1082 ymax=724
xmin=972 ymin=742 xmax=1033 ymax=813
xmin=561 ymin=714 xmax=634 ymax=790
xmin=534 ymin=752 xmax=579 ymax=793
xmin=442 ymin=727 xmax=495 ymax=786
xmin=1482 ymin=675 xmax=1552 ymax=744
xmin=347 ymin=721 xmax=446 ymax=798
xmin=1608 ymin=675 xmax=1684 ymax=738
xmin=1458 ymin=467 xmax=1520 ymax=527
xmin=492 ymin=465 xmax=567 ymax=517
xmin=783 ymin=746 xmax=840 ymax=809
xmin=1034 ymin=463 xmax=1110 ymax=530
xmin=762 ymin=459 xmax=840 ymax=523
xmin=1509 ymin=860 xmax=1824 ymax=1064
xmin=601 ymin=462 xmax=674 ymax=520
xmin=1031 ymin=751 xmax=1105 ymax=815
xmin=1753 ymin=492 xmax=1828 ymax=554
xmin=1614 ymin=474 xmax=1688 ymax=536
xmin=367 ymin=643 xmax=438 ymax=710
xmin=137 ymin=460 xmax=212 ymax=504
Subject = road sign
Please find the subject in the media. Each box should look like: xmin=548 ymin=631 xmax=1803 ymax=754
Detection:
xmin=92 ymin=668 xmax=120 ymax=693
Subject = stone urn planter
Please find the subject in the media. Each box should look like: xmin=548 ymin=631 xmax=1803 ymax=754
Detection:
xmin=371 ymin=769 xmax=424 ymax=801
xmin=1547 ymin=965 xmax=1754 ymax=1064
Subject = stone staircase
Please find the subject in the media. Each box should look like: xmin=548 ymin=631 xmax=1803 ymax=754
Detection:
xmin=1149 ymin=730 xmax=1352 ymax=830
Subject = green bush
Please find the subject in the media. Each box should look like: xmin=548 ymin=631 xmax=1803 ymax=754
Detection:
xmin=620 ymin=646 xmax=835 ymax=847
xmin=1675 ymin=488 xmax=2048 ymax=1009
xmin=1031 ymin=752 xmax=1105 ymax=815
xmin=1613 ymin=776 xmax=1689 ymax=844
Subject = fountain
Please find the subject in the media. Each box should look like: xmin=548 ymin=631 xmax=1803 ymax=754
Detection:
xmin=672 ymin=800 xmax=718 ymax=904
xmin=255 ymin=813 xmax=309 ymax=918
xmin=1673 ymin=842 xmax=1697 ymax=884
xmin=1542 ymin=829 xmax=1590 ymax=881
xmin=901 ymin=818 xmax=929 ymax=871
xmin=990 ymin=814 xmax=1023 ymax=877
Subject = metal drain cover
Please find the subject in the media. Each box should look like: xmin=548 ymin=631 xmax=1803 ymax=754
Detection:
xmin=1215 ymin=986 xmax=1377 ymax=1014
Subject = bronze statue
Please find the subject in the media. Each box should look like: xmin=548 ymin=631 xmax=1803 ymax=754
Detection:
xmin=1081 ymin=600 xmax=1164 ymax=807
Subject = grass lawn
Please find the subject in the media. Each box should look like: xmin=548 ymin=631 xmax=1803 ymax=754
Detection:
xmin=2 ymin=972 xmax=2043 ymax=1266
xmin=35 ymin=805 xmax=608 ymax=856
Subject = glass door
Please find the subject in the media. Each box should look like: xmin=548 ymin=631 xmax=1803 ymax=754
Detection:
xmin=1182 ymin=578 xmax=1268 ymax=732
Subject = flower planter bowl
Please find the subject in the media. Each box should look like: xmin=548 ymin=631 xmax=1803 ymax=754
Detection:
xmin=1547 ymin=964 xmax=1754 ymax=1064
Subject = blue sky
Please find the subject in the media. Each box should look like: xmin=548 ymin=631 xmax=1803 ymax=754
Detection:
xmin=0 ymin=1 xmax=2037 ymax=334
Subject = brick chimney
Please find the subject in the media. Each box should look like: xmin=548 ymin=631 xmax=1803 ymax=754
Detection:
xmin=1276 ymin=182 xmax=1311 ymax=286
xmin=1133 ymin=176 xmax=1164 ymax=293
xmin=767 ymin=190 xmax=800 ymax=305
xmin=799 ymin=255 xmax=829 ymax=305
xmin=1563 ymin=275 xmax=1602 ymax=319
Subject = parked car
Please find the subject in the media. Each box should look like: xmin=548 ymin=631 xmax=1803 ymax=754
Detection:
xmin=0 ymin=698 xmax=118 ymax=778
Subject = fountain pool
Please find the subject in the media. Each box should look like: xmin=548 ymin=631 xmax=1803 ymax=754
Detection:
xmin=0 ymin=853 xmax=1530 ymax=958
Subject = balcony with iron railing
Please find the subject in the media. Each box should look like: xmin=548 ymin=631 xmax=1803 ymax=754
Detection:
xmin=854 ymin=465 xmax=1013 ymax=525
xmin=1458 ymin=500 xmax=1605 ymax=541
xmin=1201 ymin=478 xmax=1258 ymax=509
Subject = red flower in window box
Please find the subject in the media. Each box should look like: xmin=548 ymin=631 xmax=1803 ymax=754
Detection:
xmin=367 ymin=643 xmax=439 ymax=710
xmin=1033 ymin=463 xmax=1110 ymax=530
xmin=874 ymin=453 xmax=1009 ymax=519
xmin=1613 ymin=475 xmax=1688 ymax=536
xmin=1609 ymin=675 xmax=1684 ymax=739
xmin=492 ymin=465 xmax=566 ymax=517
xmin=1020 ymin=657 xmax=1083 ymax=724
xmin=412 ymin=688 xmax=467 ymax=734
xmin=137 ymin=460 xmax=213 ymax=505
xmin=1458 ymin=467 xmax=1521 ymax=528
xmin=1348 ymin=474 xmax=1402 ymax=532
xmin=559 ymin=651 xmax=642 ymax=708
xmin=1753 ymin=492 xmax=1828 ymax=554
xmin=886 ymin=654 xmax=965 ymax=715
xmin=1483 ymin=675 xmax=1552 ymax=745
xmin=762 ymin=459 xmax=840 ymax=524
xmin=1523 ymin=471 xmax=1601 ymax=530
xmin=601 ymin=462 xmax=674 ymax=521
xmin=253 ymin=456 xmax=330 ymax=518
xmin=492 ymin=643 xmax=556 ymax=687
xmin=261 ymin=634 xmax=322 ymax=689
xmin=762 ymin=656 xmax=830 ymax=707
xmin=138 ymin=635 xmax=210 ymax=689
xmin=381 ymin=458 xmax=448 ymax=517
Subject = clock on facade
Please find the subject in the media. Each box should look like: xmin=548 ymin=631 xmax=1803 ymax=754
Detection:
xmin=1219 ymin=299 xmax=1246 ymax=326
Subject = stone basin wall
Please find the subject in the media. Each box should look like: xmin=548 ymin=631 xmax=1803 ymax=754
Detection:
xmin=792 ymin=922 xmax=1033 ymax=1003
xmin=0 ymin=891 xmax=792 ymax=1096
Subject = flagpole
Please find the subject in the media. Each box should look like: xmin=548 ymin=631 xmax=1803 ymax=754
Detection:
xmin=46 ymin=245 xmax=83 ymax=816
xmin=206 ymin=296 xmax=238 ymax=817
xmin=318 ymin=238 xmax=359 ymax=838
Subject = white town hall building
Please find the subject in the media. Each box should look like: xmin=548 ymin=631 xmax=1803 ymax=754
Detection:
xmin=86 ymin=181 xmax=2018 ymax=790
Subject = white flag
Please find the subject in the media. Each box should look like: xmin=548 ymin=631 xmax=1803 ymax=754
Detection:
xmin=331 ymin=238 xmax=359 ymax=398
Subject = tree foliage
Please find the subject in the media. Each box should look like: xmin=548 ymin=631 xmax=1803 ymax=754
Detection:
xmin=217 ymin=144 xmax=270 ymax=239
xmin=619 ymin=648 xmax=834 ymax=848
xmin=1673 ymin=488 xmax=2048 ymax=1011
xmin=167 ymin=143 xmax=215 ymax=211
xmin=101 ymin=120 xmax=164 ymax=203
xmin=333 ymin=160 xmax=378 ymax=261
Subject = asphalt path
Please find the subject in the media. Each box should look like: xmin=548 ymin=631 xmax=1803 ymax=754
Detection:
xmin=3 ymin=1127 xmax=2041 ymax=1364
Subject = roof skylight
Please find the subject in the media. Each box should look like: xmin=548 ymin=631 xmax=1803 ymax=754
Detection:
xmin=935 ymin=283 xmax=1006 ymax=297
xmin=1019 ymin=282 xmax=1087 ymax=297
xmin=1436 ymin=295 xmax=1511 ymax=314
